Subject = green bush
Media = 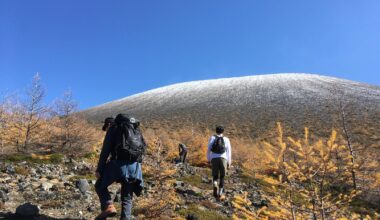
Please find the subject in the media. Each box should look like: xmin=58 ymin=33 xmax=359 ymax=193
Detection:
xmin=178 ymin=204 xmax=230 ymax=220
xmin=49 ymin=153 xmax=64 ymax=163
xmin=84 ymin=151 xmax=98 ymax=160
xmin=4 ymin=154 xmax=30 ymax=162
xmin=4 ymin=153 xmax=64 ymax=164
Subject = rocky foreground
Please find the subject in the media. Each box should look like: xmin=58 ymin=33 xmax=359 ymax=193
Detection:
xmin=0 ymin=156 xmax=266 ymax=220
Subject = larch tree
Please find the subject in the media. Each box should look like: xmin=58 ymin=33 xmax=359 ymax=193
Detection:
xmin=53 ymin=89 xmax=78 ymax=149
xmin=264 ymin=123 xmax=358 ymax=219
xmin=20 ymin=73 xmax=46 ymax=151
xmin=0 ymin=94 xmax=8 ymax=153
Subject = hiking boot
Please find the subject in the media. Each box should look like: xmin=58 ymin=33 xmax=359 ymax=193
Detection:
xmin=219 ymin=194 xmax=226 ymax=201
xmin=95 ymin=204 xmax=117 ymax=220
xmin=213 ymin=181 xmax=218 ymax=198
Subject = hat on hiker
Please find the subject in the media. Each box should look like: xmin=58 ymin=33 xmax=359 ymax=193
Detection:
xmin=115 ymin=113 xmax=140 ymax=127
xmin=102 ymin=117 xmax=115 ymax=131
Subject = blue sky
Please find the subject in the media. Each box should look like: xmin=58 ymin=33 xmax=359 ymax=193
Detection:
xmin=1 ymin=0 xmax=379 ymax=109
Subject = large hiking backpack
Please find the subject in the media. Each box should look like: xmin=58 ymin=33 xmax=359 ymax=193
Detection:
xmin=114 ymin=114 xmax=146 ymax=162
xmin=211 ymin=135 xmax=226 ymax=154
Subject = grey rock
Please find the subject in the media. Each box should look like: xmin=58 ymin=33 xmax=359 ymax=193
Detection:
xmin=188 ymin=186 xmax=203 ymax=196
xmin=186 ymin=214 xmax=199 ymax=220
xmin=76 ymin=179 xmax=89 ymax=194
xmin=29 ymin=168 xmax=37 ymax=176
xmin=5 ymin=165 xmax=15 ymax=174
xmin=18 ymin=176 xmax=25 ymax=183
xmin=69 ymin=157 xmax=77 ymax=164
xmin=176 ymin=186 xmax=203 ymax=197
xmin=64 ymin=182 xmax=74 ymax=188
xmin=0 ymin=190 xmax=8 ymax=202
xmin=16 ymin=202 xmax=39 ymax=217
xmin=66 ymin=203 xmax=75 ymax=208
xmin=37 ymin=191 xmax=56 ymax=200
xmin=87 ymin=206 xmax=95 ymax=212
xmin=51 ymin=184 xmax=59 ymax=191
xmin=18 ymin=182 xmax=31 ymax=192
xmin=40 ymin=182 xmax=54 ymax=191
xmin=201 ymin=177 xmax=210 ymax=183
xmin=174 ymin=181 xmax=184 ymax=188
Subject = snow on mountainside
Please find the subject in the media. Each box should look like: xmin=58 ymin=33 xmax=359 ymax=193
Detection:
xmin=79 ymin=73 xmax=380 ymax=144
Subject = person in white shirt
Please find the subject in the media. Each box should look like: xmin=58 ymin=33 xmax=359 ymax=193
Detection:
xmin=207 ymin=125 xmax=232 ymax=199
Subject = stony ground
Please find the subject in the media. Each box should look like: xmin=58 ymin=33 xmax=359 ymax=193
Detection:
xmin=0 ymin=157 xmax=268 ymax=220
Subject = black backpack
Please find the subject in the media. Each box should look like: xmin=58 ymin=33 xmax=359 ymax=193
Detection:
xmin=211 ymin=135 xmax=226 ymax=154
xmin=114 ymin=114 xmax=146 ymax=162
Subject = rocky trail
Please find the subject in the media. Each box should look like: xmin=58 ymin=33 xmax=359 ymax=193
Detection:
xmin=0 ymin=157 xmax=267 ymax=220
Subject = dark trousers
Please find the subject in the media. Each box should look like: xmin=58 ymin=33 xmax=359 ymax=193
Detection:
xmin=211 ymin=157 xmax=227 ymax=188
xmin=179 ymin=151 xmax=187 ymax=163
xmin=95 ymin=161 xmax=135 ymax=220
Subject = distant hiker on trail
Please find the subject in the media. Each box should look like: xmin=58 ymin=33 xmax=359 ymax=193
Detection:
xmin=207 ymin=125 xmax=232 ymax=200
xmin=102 ymin=117 xmax=115 ymax=132
xmin=95 ymin=113 xmax=146 ymax=220
xmin=178 ymin=143 xmax=188 ymax=164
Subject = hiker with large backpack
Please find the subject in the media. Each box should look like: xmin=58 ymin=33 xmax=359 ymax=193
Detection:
xmin=95 ymin=113 xmax=146 ymax=220
xmin=207 ymin=125 xmax=232 ymax=200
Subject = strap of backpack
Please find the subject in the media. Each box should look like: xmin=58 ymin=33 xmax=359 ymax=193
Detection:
xmin=116 ymin=128 xmax=126 ymax=161
xmin=213 ymin=135 xmax=222 ymax=142
xmin=134 ymin=162 xmax=139 ymax=179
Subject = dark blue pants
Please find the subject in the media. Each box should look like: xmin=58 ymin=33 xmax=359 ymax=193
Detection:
xmin=95 ymin=161 xmax=136 ymax=220
xmin=179 ymin=151 xmax=187 ymax=163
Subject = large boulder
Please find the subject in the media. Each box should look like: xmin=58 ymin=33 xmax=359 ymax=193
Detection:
xmin=15 ymin=202 xmax=39 ymax=217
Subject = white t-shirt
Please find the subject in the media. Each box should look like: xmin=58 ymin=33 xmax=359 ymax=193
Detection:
xmin=207 ymin=134 xmax=232 ymax=166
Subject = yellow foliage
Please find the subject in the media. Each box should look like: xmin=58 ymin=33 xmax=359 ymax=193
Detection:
xmin=31 ymin=153 xmax=51 ymax=160
xmin=262 ymin=123 xmax=362 ymax=219
xmin=231 ymin=193 xmax=257 ymax=219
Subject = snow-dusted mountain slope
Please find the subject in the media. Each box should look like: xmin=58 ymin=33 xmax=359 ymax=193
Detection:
xmin=79 ymin=73 xmax=379 ymax=142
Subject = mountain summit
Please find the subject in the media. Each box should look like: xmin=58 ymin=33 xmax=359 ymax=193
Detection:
xmin=79 ymin=73 xmax=379 ymax=144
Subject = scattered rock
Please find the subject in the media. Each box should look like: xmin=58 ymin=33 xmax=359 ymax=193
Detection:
xmin=29 ymin=168 xmax=37 ymax=176
xmin=186 ymin=214 xmax=199 ymax=220
xmin=176 ymin=185 xmax=203 ymax=197
xmin=15 ymin=202 xmax=39 ymax=217
xmin=5 ymin=165 xmax=15 ymax=174
xmin=40 ymin=182 xmax=54 ymax=191
xmin=87 ymin=206 xmax=95 ymax=212
xmin=174 ymin=181 xmax=184 ymax=188
xmin=187 ymin=186 xmax=203 ymax=196
xmin=76 ymin=179 xmax=89 ymax=194
xmin=51 ymin=184 xmax=59 ymax=191
xmin=64 ymin=182 xmax=74 ymax=188
xmin=201 ymin=177 xmax=210 ymax=183
xmin=0 ymin=190 xmax=9 ymax=202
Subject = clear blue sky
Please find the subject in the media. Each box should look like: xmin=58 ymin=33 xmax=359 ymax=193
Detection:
xmin=1 ymin=0 xmax=379 ymax=110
